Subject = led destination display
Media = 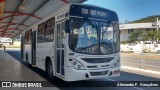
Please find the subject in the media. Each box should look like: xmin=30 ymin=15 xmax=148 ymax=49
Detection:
xmin=70 ymin=4 xmax=118 ymax=21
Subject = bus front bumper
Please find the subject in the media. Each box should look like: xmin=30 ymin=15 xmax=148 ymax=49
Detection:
xmin=65 ymin=66 xmax=120 ymax=81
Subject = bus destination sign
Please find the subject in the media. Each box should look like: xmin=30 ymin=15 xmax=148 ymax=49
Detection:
xmin=70 ymin=4 xmax=116 ymax=20
xmin=81 ymin=8 xmax=107 ymax=18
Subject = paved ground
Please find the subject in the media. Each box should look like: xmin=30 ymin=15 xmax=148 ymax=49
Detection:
xmin=0 ymin=49 xmax=159 ymax=90
xmin=121 ymin=53 xmax=160 ymax=71
xmin=0 ymin=50 xmax=46 ymax=81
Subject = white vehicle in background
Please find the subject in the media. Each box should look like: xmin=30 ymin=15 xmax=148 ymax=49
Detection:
xmin=21 ymin=3 xmax=120 ymax=81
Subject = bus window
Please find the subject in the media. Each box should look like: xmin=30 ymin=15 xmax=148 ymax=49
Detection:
xmin=37 ymin=22 xmax=45 ymax=43
xmin=57 ymin=24 xmax=60 ymax=48
xmin=25 ymin=29 xmax=32 ymax=44
xmin=45 ymin=18 xmax=55 ymax=42
xmin=100 ymin=22 xmax=120 ymax=54
xmin=28 ymin=29 xmax=32 ymax=44
xmin=61 ymin=22 xmax=65 ymax=48
xmin=70 ymin=17 xmax=120 ymax=54
xmin=25 ymin=31 xmax=28 ymax=44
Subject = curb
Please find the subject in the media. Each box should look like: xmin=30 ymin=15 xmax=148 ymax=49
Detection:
xmin=121 ymin=66 xmax=160 ymax=75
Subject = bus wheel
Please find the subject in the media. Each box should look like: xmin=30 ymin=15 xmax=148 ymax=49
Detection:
xmin=47 ymin=60 xmax=54 ymax=79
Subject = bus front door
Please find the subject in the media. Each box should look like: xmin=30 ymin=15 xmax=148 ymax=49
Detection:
xmin=31 ymin=31 xmax=36 ymax=66
xmin=55 ymin=21 xmax=65 ymax=77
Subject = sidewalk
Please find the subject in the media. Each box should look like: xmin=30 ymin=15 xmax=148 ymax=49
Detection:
xmin=0 ymin=50 xmax=46 ymax=81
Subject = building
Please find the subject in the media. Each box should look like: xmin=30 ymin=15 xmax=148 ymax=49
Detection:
xmin=120 ymin=22 xmax=159 ymax=42
xmin=119 ymin=21 xmax=160 ymax=52
xmin=0 ymin=37 xmax=12 ymax=46
xmin=0 ymin=36 xmax=21 ymax=48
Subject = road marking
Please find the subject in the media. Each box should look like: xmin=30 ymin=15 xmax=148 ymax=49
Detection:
xmin=105 ymin=78 xmax=144 ymax=90
xmin=105 ymin=78 xmax=116 ymax=81
xmin=134 ymin=87 xmax=144 ymax=90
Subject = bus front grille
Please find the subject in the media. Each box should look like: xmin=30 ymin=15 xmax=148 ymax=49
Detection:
xmin=81 ymin=57 xmax=114 ymax=63
xmin=90 ymin=71 xmax=108 ymax=76
xmin=87 ymin=65 xmax=98 ymax=68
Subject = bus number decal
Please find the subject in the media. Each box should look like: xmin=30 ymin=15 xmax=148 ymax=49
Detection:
xmin=90 ymin=10 xmax=97 ymax=16
xmin=82 ymin=8 xmax=89 ymax=14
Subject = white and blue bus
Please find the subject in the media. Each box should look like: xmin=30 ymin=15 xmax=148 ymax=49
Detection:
xmin=21 ymin=3 xmax=120 ymax=81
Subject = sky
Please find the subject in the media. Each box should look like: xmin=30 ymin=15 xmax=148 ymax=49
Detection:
xmin=84 ymin=0 xmax=160 ymax=23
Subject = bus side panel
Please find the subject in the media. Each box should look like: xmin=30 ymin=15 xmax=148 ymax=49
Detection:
xmin=36 ymin=42 xmax=54 ymax=71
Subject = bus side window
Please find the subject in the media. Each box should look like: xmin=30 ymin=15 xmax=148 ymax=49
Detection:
xmin=25 ymin=30 xmax=31 ymax=44
xmin=45 ymin=17 xmax=55 ymax=42
xmin=37 ymin=22 xmax=45 ymax=43
xmin=28 ymin=29 xmax=32 ymax=44
xmin=61 ymin=22 xmax=65 ymax=48
xmin=25 ymin=32 xmax=27 ymax=44
xmin=57 ymin=24 xmax=60 ymax=48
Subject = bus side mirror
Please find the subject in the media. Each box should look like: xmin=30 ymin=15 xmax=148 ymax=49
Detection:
xmin=65 ymin=20 xmax=70 ymax=33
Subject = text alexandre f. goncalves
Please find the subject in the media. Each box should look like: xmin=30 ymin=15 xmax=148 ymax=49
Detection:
xmin=117 ymin=82 xmax=159 ymax=87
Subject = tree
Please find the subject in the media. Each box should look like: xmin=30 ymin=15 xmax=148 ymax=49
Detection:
xmin=141 ymin=34 xmax=148 ymax=42
xmin=145 ymin=30 xmax=157 ymax=44
xmin=128 ymin=31 xmax=142 ymax=44
xmin=141 ymin=30 xmax=160 ymax=43
xmin=131 ymin=15 xmax=160 ymax=23
xmin=156 ymin=30 xmax=160 ymax=43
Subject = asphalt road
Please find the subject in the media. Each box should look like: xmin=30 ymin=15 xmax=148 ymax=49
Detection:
xmin=5 ymin=49 xmax=160 ymax=90
xmin=121 ymin=53 xmax=160 ymax=71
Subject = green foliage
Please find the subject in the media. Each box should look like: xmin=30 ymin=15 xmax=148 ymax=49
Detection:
xmin=126 ymin=15 xmax=160 ymax=44
xmin=121 ymin=40 xmax=130 ymax=44
xmin=128 ymin=31 xmax=142 ymax=43
xmin=145 ymin=30 xmax=157 ymax=43
xmin=141 ymin=34 xmax=149 ymax=41
xmin=140 ymin=30 xmax=160 ymax=43
xmin=156 ymin=30 xmax=160 ymax=40
xmin=130 ymin=15 xmax=160 ymax=23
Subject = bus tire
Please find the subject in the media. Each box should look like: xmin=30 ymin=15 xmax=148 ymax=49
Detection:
xmin=46 ymin=60 xmax=55 ymax=79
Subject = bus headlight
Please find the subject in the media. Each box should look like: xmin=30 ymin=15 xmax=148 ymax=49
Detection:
xmin=111 ymin=59 xmax=120 ymax=68
xmin=72 ymin=60 xmax=85 ymax=70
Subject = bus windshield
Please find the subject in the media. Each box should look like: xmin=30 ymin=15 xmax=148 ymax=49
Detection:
xmin=69 ymin=17 xmax=120 ymax=55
